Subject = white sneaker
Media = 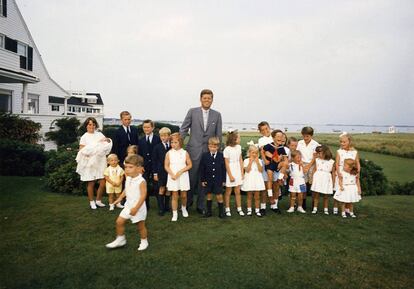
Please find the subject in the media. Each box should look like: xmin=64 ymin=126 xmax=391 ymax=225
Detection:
xmin=350 ymin=212 xmax=357 ymax=218
xmin=226 ymin=211 xmax=231 ymax=217
xmin=312 ymin=208 xmax=318 ymax=214
xmin=137 ymin=239 xmax=149 ymax=251
xmin=297 ymin=207 xmax=306 ymax=214
xmin=171 ymin=211 xmax=178 ymax=222
xmin=287 ymin=207 xmax=295 ymax=213
xmin=109 ymin=204 xmax=114 ymax=211
xmin=116 ymin=203 xmax=124 ymax=209
xmin=95 ymin=200 xmax=106 ymax=207
xmin=324 ymin=209 xmax=329 ymax=215
xmin=181 ymin=207 xmax=189 ymax=218
xmin=90 ymin=201 xmax=97 ymax=210
xmin=238 ymin=210 xmax=245 ymax=216
xmin=247 ymin=210 xmax=252 ymax=216
xmin=105 ymin=236 xmax=126 ymax=249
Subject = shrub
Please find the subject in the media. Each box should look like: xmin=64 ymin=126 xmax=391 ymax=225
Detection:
xmin=0 ymin=112 xmax=41 ymax=144
xmin=0 ymin=139 xmax=46 ymax=176
xmin=45 ymin=117 xmax=81 ymax=146
xmin=359 ymin=159 xmax=389 ymax=196
xmin=389 ymin=181 xmax=414 ymax=195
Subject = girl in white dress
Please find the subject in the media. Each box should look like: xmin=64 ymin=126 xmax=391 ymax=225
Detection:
xmin=224 ymin=131 xmax=244 ymax=217
xmin=310 ymin=145 xmax=336 ymax=215
xmin=76 ymin=117 xmax=112 ymax=210
xmin=106 ymin=154 xmax=149 ymax=251
xmin=287 ymin=151 xmax=307 ymax=213
xmin=242 ymin=145 xmax=265 ymax=217
xmin=165 ymin=133 xmax=192 ymax=222
xmin=333 ymin=133 xmax=360 ymax=214
xmin=333 ymin=159 xmax=362 ymax=218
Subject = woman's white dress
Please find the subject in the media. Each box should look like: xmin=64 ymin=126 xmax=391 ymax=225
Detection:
xmin=311 ymin=158 xmax=334 ymax=195
xmin=76 ymin=131 xmax=112 ymax=181
xmin=241 ymin=159 xmax=265 ymax=191
xmin=166 ymin=148 xmax=190 ymax=191
xmin=333 ymin=171 xmax=361 ymax=203
xmin=223 ymin=145 xmax=243 ymax=187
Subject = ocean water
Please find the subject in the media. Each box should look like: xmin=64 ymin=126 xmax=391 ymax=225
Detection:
xmin=103 ymin=118 xmax=414 ymax=134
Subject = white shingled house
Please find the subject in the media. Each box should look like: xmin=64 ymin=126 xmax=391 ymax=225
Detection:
xmin=0 ymin=0 xmax=104 ymax=150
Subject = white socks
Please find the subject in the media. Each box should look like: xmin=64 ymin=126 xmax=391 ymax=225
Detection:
xmin=138 ymin=238 xmax=149 ymax=251
xmin=171 ymin=210 xmax=178 ymax=221
xmin=260 ymin=203 xmax=266 ymax=210
xmin=267 ymin=189 xmax=273 ymax=197
xmin=181 ymin=206 xmax=189 ymax=218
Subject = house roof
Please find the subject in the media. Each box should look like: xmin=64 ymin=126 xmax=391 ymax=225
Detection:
xmin=49 ymin=93 xmax=104 ymax=107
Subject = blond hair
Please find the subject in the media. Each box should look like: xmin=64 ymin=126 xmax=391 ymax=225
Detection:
xmin=127 ymin=145 xmax=138 ymax=155
xmin=124 ymin=154 xmax=144 ymax=167
xmin=170 ymin=133 xmax=183 ymax=147
xmin=208 ymin=137 xmax=220 ymax=146
xmin=106 ymin=153 xmax=119 ymax=163
xmin=159 ymin=127 xmax=171 ymax=135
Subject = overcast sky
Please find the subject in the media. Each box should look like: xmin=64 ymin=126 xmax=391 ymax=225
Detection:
xmin=17 ymin=0 xmax=414 ymax=125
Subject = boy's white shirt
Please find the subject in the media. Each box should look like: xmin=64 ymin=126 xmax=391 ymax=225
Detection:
xmin=258 ymin=135 xmax=273 ymax=148
xmin=297 ymin=139 xmax=319 ymax=163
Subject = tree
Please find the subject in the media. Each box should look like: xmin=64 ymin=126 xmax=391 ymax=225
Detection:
xmin=45 ymin=117 xmax=81 ymax=146
xmin=0 ymin=112 xmax=41 ymax=144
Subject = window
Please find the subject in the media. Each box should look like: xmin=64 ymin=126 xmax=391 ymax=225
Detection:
xmin=0 ymin=0 xmax=7 ymax=17
xmin=0 ymin=92 xmax=11 ymax=112
xmin=0 ymin=34 xmax=4 ymax=49
xmin=28 ymin=94 xmax=39 ymax=114
xmin=51 ymin=105 xmax=60 ymax=111
xmin=17 ymin=42 xmax=27 ymax=57
xmin=86 ymin=108 xmax=92 ymax=113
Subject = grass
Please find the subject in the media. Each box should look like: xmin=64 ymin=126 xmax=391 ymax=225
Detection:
xmin=238 ymin=133 xmax=414 ymax=183
xmin=1 ymin=176 xmax=414 ymax=289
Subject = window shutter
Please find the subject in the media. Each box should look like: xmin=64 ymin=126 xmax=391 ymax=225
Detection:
xmin=20 ymin=55 xmax=27 ymax=69
xmin=2 ymin=0 xmax=7 ymax=17
xmin=5 ymin=36 xmax=17 ymax=52
xmin=27 ymin=46 xmax=33 ymax=71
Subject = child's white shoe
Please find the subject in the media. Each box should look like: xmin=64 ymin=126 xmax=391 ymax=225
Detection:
xmin=171 ymin=211 xmax=178 ymax=222
xmin=90 ymin=201 xmax=97 ymax=210
xmin=137 ymin=239 xmax=149 ymax=251
xmin=105 ymin=235 xmax=126 ymax=249
xmin=247 ymin=209 xmax=252 ymax=216
xmin=312 ymin=208 xmax=318 ymax=214
xmin=287 ymin=207 xmax=295 ymax=213
xmin=333 ymin=208 xmax=338 ymax=215
xmin=116 ymin=203 xmax=124 ymax=209
xmin=324 ymin=209 xmax=329 ymax=215
xmin=109 ymin=204 xmax=115 ymax=211
xmin=95 ymin=200 xmax=106 ymax=207
xmin=238 ymin=210 xmax=245 ymax=216
xmin=342 ymin=212 xmax=347 ymax=218
xmin=225 ymin=208 xmax=231 ymax=217
xmin=181 ymin=206 xmax=189 ymax=218
xmin=297 ymin=207 xmax=306 ymax=214
xmin=349 ymin=212 xmax=357 ymax=218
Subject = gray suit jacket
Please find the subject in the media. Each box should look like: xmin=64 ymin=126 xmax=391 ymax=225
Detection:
xmin=180 ymin=107 xmax=222 ymax=161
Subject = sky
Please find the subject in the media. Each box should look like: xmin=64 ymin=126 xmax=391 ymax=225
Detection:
xmin=17 ymin=0 xmax=414 ymax=125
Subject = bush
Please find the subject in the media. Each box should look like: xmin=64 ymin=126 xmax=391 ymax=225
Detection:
xmin=45 ymin=145 xmax=85 ymax=195
xmin=0 ymin=139 xmax=46 ymax=176
xmin=45 ymin=117 xmax=81 ymax=146
xmin=389 ymin=181 xmax=414 ymax=195
xmin=0 ymin=112 xmax=41 ymax=144
xmin=360 ymin=159 xmax=389 ymax=196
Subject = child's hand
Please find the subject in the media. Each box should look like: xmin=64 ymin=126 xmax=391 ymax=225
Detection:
xmin=222 ymin=182 xmax=226 ymax=187
xmin=340 ymin=185 xmax=344 ymax=191
xmin=201 ymin=182 xmax=207 ymax=187
xmin=171 ymin=174 xmax=177 ymax=180
xmin=154 ymin=175 xmax=159 ymax=182
xmin=129 ymin=207 xmax=138 ymax=216
xmin=230 ymin=176 xmax=235 ymax=182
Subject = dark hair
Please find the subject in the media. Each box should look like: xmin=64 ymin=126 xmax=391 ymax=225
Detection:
xmin=317 ymin=145 xmax=333 ymax=160
xmin=83 ymin=117 xmax=99 ymax=130
xmin=226 ymin=131 xmax=239 ymax=146
xmin=142 ymin=119 xmax=154 ymax=127
xmin=288 ymin=137 xmax=298 ymax=145
xmin=119 ymin=111 xmax=131 ymax=119
xmin=257 ymin=121 xmax=270 ymax=130
xmin=301 ymin=126 xmax=314 ymax=136
xmin=200 ymin=89 xmax=214 ymax=98
xmin=124 ymin=154 xmax=144 ymax=167
xmin=270 ymin=129 xmax=283 ymax=138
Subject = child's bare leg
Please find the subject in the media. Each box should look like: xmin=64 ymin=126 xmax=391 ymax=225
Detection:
xmin=137 ymin=221 xmax=148 ymax=240
xmin=216 ymin=194 xmax=223 ymax=203
xmin=271 ymin=182 xmax=280 ymax=210
xmin=171 ymin=191 xmax=179 ymax=211
xmin=341 ymin=202 xmax=346 ymax=215
xmin=207 ymin=192 xmax=213 ymax=201
xmin=254 ymin=191 xmax=260 ymax=209
xmin=180 ymin=191 xmax=187 ymax=208
xmin=96 ymin=179 xmax=106 ymax=201
xmin=313 ymin=192 xmax=319 ymax=209
xmin=247 ymin=192 xmax=253 ymax=209
xmin=109 ymin=194 xmax=114 ymax=204
xmin=297 ymin=193 xmax=304 ymax=208
xmin=159 ymin=186 xmax=165 ymax=196
xmin=87 ymin=181 xmax=95 ymax=201
xmin=234 ymin=186 xmax=242 ymax=208
xmin=290 ymin=192 xmax=297 ymax=208
xmin=266 ymin=170 xmax=273 ymax=198
xmin=115 ymin=217 xmax=127 ymax=236
xmin=349 ymin=203 xmax=354 ymax=213
xmin=323 ymin=195 xmax=329 ymax=210
xmin=225 ymin=187 xmax=232 ymax=208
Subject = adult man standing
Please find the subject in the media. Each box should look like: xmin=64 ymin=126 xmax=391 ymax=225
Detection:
xmin=180 ymin=89 xmax=222 ymax=214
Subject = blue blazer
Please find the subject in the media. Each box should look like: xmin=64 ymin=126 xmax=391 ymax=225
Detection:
xmin=111 ymin=126 xmax=139 ymax=164
xmin=199 ymin=151 xmax=226 ymax=186
xmin=152 ymin=142 xmax=170 ymax=181
xmin=138 ymin=134 xmax=161 ymax=175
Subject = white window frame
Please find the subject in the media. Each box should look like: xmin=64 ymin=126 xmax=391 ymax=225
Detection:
xmin=0 ymin=34 xmax=4 ymax=49
xmin=28 ymin=94 xmax=39 ymax=114
xmin=0 ymin=89 xmax=12 ymax=113
xmin=51 ymin=105 xmax=60 ymax=112
xmin=0 ymin=0 xmax=4 ymax=17
xmin=17 ymin=42 xmax=27 ymax=57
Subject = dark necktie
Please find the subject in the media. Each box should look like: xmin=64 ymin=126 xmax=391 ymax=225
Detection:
xmin=146 ymin=136 xmax=150 ymax=146
xmin=211 ymin=153 xmax=215 ymax=159
xmin=126 ymin=127 xmax=131 ymax=143
xmin=165 ymin=143 xmax=169 ymax=150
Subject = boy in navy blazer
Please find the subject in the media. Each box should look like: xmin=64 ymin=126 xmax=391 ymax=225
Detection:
xmin=111 ymin=111 xmax=139 ymax=166
xmin=200 ymin=137 xmax=226 ymax=218
xmin=152 ymin=127 xmax=172 ymax=215
xmin=138 ymin=119 xmax=161 ymax=208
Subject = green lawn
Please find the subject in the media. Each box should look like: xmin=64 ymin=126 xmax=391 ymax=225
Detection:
xmin=1 ymin=177 xmax=413 ymax=289
xmin=239 ymin=133 xmax=414 ymax=183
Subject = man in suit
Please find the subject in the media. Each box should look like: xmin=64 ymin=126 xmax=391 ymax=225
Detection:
xmin=180 ymin=89 xmax=222 ymax=214
xmin=138 ymin=119 xmax=161 ymax=209
xmin=111 ymin=111 xmax=139 ymax=166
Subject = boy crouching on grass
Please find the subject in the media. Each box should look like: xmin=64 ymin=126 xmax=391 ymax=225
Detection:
xmin=105 ymin=154 xmax=149 ymax=251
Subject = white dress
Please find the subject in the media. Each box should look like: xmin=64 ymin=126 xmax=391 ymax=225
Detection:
xmin=334 ymin=172 xmax=361 ymax=203
xmin=76 ymin=131 xmax=112 ymax=181
xmin=335 ymin=149 xmax=358 ymax=191
xmin=119 ymin=175 xmax=147 ymax=223
xmin=241 ymin=159 xmax=265 ymax=191
xmin=288 ymin=163 xmax=306 ymax=193
xmin=223 ymin=145 xmax=243 ymax=187
xmin=311 ymin=158 xmax=334 ymax=195
xmin=166 ymin=148 xmax=190 ymax=191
